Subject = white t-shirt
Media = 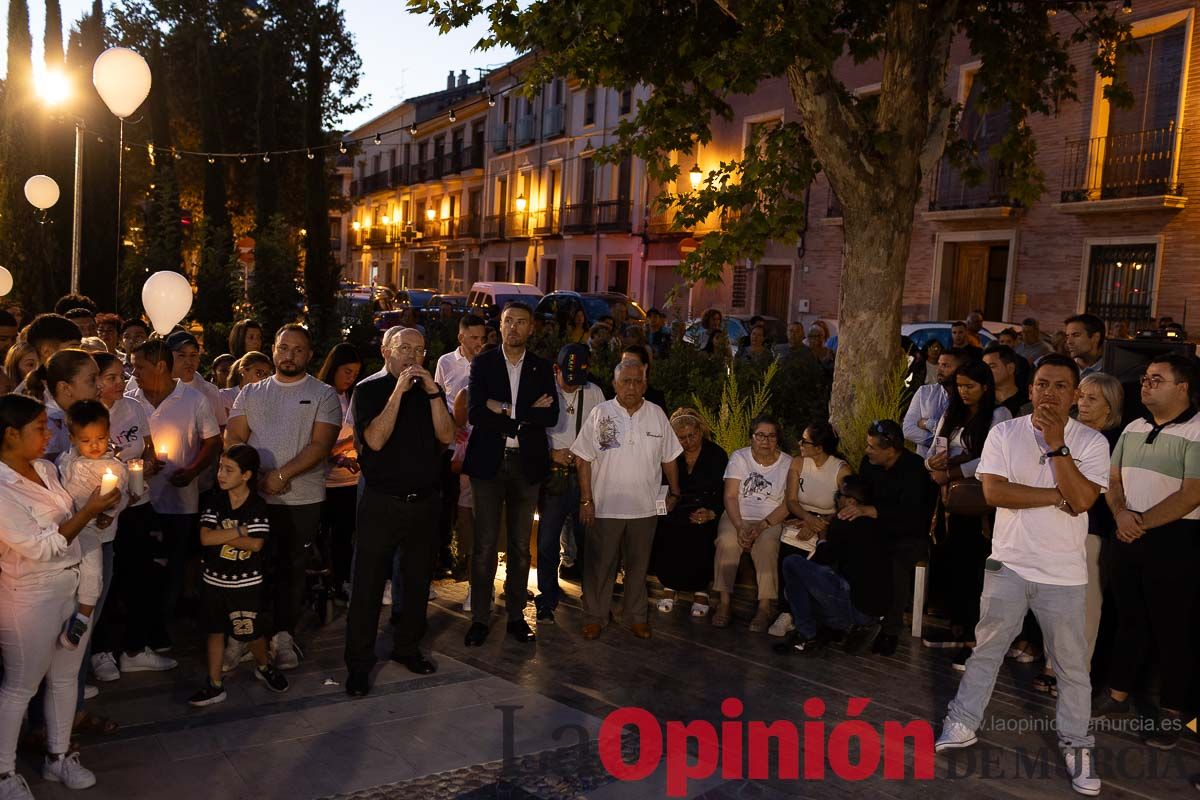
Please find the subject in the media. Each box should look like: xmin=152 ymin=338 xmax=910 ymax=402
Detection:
xmin=127 ymin=374 xmax=227 ymax=427
xmin=127 ymin=380 xmax=221 ymax=515
xmin=724 ymin=447 xmax=793 ymax=521
xmin=434 ymin=347 xmax=472 ymax=412
xmin=108 ymin=396 xmax=153 ymax=507
xmin=976 ymin=415 xmax=1110 ymax=586
xmin=570 ymin=398 xmax=683 ymax=519
xmin=547 ymin=382 xmax=605 ymax=450
xmin=218 ymin=386 xmax=240 ymax=421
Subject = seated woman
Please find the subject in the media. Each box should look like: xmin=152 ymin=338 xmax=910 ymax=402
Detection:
xmin=712 ymin=416 xmax=793 ymax=631
xmin=772 ymin=421 xmax=851 ymax=637
xmin=650 ymin=409 xmax=728 ymax=619
xmin=736 ymin=324 xmax=772 ymax=365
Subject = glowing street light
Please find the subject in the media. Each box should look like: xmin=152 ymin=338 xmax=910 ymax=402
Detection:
xmin=515 ymin=193 xmax=527 ymax=212
xmin=689 ymin=164 xmax=703 ymax=191
xmin=425 ymin=207 xmax=437 ymax=221
xmin=37 ymin=70 xmax=71 ymax=106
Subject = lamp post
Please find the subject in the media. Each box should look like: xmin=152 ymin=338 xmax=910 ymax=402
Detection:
xmin=92 ymin=47 xmax=153 ymax=307
xmin=35 ymin=70 xmax=85 ymax=294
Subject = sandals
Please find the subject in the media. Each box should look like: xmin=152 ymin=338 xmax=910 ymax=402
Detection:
xmin=1032 ymin=674 xmax=1058 ymax=697
xmin=656 ymin=597 xmax=675 ymax=613
xmin=690 ymin=602 xmax=710 ymax=618
xmin=748 ymin=608 xmax=772 ymax=633
xmin=711 ymin=606 xmax=732 ymax=628
xmin=73 ymin=712 xmax=119 ymax=737
xmin=1007 ymin=642 xmax=1041 ymax=664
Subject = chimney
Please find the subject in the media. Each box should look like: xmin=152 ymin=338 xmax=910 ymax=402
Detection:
xmin=458 ymin=69 xmax=469 ymax=88
xmin=447 ymin=70 xmax=456 ymax=91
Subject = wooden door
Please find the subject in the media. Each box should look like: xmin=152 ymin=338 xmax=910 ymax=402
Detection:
xmin=759 ymin=265 xmax=792 ymax=321
xmin=948 ymin=243 xmax=989 ymax=321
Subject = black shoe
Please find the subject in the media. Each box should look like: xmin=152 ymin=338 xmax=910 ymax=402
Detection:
xmin=255 ymin=664 xmax=290 ymax=693
xmin=922 ymin=628 xmax=969 ymax=649
xmin=773 ymin=633 xmax=822 ymax=656
xmin=187 ymin=680 xmax=227 ymax=707
xmin=1144 ymin=716 xmax=1182 ymax=750
xmin=951 ymin=647 xmax=971 ymax=672
xmin=345 ymin=670 xmax=369 ymax=697
xmin=843 ymin=623 xmax=881 ymax=655
xmin=392 ymin=652 xmax=437 ymax=675
xmin=435 ymin=565 xmax=455 ymax=580
xmin=535 ymin=607 xmax=556 ymax=624
xmin=506 ymin=620 xmax=536 ymax=643
xmin=464 ymin=622 xmax=489 ymax=647
xmin=559 ymin=563 xmax=581 ymax=581
xmin=873 ymin=633 xmax=899 ymax=656
xmin=1091 ymin=691 xmax=1132 ymax=719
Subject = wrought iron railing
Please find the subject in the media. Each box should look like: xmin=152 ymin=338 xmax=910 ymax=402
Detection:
xmin=1061 ymin=124 xmax=1184 ymax=202
xmin=928 ymin=155 xmax=1014 ymax=210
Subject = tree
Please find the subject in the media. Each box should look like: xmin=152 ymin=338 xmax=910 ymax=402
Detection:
xmin=412 ymin=0 xmax=1133 ymax=428
xmin=247 ymin=214 xmax=302 ymax=340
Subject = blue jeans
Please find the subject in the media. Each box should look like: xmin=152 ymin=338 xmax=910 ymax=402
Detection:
xmin=945 ymin=562 xmax=1093 ymax=748
xmin=536 ymin=482 xmax=583 ymax=612
xmin=781 ymin=555 xmax=872 ymax=639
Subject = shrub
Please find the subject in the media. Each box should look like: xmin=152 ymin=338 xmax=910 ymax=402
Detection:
xmin=836 ymin=356 xmax=910 ymax=470
xmin=693 ymin=359 xmax=779 ymax=455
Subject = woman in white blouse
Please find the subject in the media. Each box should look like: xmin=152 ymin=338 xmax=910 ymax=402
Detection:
xmin=0 ymin=394 xmax=119 ymax=797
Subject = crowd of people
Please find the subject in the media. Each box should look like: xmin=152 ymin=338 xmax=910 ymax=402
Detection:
xmin=0 ymin=292 xmax=1197 ymax=798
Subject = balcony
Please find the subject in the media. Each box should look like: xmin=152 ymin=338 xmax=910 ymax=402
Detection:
xmin=542 ymin=105 xmax=566 ymax=139
xmin=366 ymin=228 xmax=388 ymax=247
xmin=349 ymin=179 xmax=359 ymax=197
xmin=531 ymin=208 xmax=558 ymax=235
xmin=925 ymin=155 xmax=1017 ymax=220
xmin=1059 ymin=124 xmax=1186 ymax=212
xmin=492 ymin=123 xmax=512 ymax=153
xmin=562 ymin=203 xmax=595 ymax=233
xmin=483 ymin=214 xmax=506 ymax=239
xmin=461 ymin=143 xmax=485 ymax=172
xmin=507 ymin=212 xmax=531 ymax=238
xmin=595 ymin=200 xmax=632 ymax=232
xmin=447 ymin=214 xmax=481 ymax=239
xmin=515 ymin=115 xmax=537 ymax=147
xmin=390 ymin=164 xmax=409 ymax=187
xmin=361 ymin=170 xmax=391 ymax=194
xmin=420 ymin=219 xmax=442 ymax=242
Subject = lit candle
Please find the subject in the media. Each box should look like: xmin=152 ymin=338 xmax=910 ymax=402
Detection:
xmin=127 ymin=459 xmax=144 ymax=495
xmin=157 ymin=444 xmax=168 ymax=464
xmin=100 ymin=468 xmax=119 ymax=496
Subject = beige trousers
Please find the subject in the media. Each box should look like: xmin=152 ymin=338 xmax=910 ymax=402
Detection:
xmin=712 ymin=512 xmax=782 ymax=600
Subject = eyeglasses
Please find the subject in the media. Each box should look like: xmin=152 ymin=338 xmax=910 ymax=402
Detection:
xmin=1140 ymin=375 xmax=1176 ymax=388
xmin=391 ymin=345 xmax=426 ymax=356
xmin=752 ymin=432 xmax=778 ymax=441
xmin=799 ymin=438 xmax=816 ymax=447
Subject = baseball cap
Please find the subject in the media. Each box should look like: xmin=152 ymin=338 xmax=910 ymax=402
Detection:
xmin=557 ymin=344 xmax=591 ymax=386
xmin=165 ymin=330 xmax=199 ymax=351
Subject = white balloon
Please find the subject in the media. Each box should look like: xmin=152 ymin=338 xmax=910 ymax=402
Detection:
xmin=141 ymin=271 xmax=193 ymax=335
xmin=0 ymin=267 xmax=12 ymax=297
xmin=24 ymin=175 xmax=60 ymax=210
xmin=92 ymin=47 xmax=152 ymax=119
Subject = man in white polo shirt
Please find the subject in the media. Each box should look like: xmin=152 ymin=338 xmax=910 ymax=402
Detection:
xmin=934 ymin=353 xmax=1110 ymax=797
xmin=127 ymin=339 xmax=222 ymax=651
xmin=571 ymin=361 xmax=682 ymax=641
xmin=227 ymin=324 xmax=341 ymax=670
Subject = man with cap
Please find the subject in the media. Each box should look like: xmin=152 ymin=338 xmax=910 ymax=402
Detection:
xmin=165 ymin=330 xmax=228 ymax=430
xmin=535 ymin=344 xmax=606 ymax=622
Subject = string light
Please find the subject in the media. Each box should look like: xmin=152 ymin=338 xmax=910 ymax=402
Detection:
xmin=262 ymin=153 xmax=271 ymax=163
xmin=307 ymin=150 xmax=315 ymax=160
xmin=207 ymin=156 xmax=215 ymax=164
xmin=173 ymin=149 xmax=182 ymax=160
xmin=487 ymin=95 xmax=496 ymax=108
xmin=373 ymin=133 xmax=382 ymax=145
xmin=409 ymin=123 xmax=418 ymax=135
xmin=239 ymin=154 xmax=248 ymax=163
xmin=448 ymin=109 xmax=457 ymax=122
xmin=1046 ymin=6 xmax=1057 ymax=15
xmin=338 ymin=142 xmax=347 ymax=154
xmin=1122 ymin=0 xmax=1132 ymax=12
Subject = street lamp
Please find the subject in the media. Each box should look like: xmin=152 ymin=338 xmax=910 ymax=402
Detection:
xmin=36 ymin=68 xmax=87 ymax=294
xmin=689 ymin=164 xmax=703 ymax=191
xmin=515 ymin=193 xmax=527 ymax=212
xmin=93 ymin=47 xmax=152 ymax=305
xmin=425 ymin=207 xmax=437 ymax=221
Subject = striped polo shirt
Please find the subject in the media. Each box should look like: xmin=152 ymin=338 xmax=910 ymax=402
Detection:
xmin=1112 ymin=408 xmax=1200 ymax=520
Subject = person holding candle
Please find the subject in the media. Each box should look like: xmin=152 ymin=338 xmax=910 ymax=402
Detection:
xmin=55 ymin=401 xmax=130 ymax=652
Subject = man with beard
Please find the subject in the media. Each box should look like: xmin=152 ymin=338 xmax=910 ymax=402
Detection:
xmin=227 ymin=324 xmax=341 ymax=671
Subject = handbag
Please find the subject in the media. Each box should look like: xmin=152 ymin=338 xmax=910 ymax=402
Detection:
xmin=942 ymin=477 xmax=990 ymax=516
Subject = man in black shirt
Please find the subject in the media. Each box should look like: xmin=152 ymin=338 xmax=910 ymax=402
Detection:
xmin=846 ymin=419 xmax=937 ymax=656
xmin=344 ymin=328 xmax=455 ymax=696
xmin=984 ymin=343 xmax=1029 ymax=417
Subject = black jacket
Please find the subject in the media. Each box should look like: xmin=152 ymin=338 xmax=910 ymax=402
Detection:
xmin=858 ymin=450 xmax=937 ymax=541
xmin=463 ymin=346 xmax=559 ymax=482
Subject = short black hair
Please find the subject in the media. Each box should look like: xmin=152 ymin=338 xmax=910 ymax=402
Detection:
xmin=804 ymin=420 xmax=840 ymax=455
xmin=998 ymin=327 xmax=1018 ymax=340
xmin=274 ymin=323 xmax=312 ymax=345
xmin=64 ymin=307 xmax=95 ymax=321
xmin=53 ymin=293 xmax=97 ymax=316
xmin=866 ymin=419 xmax=905 ymax=451
xmin=500 ymin=301 xmax=534 ymax=318
xmin=133 ymin=338 xmax=174 ymax=371
xmin=839 ymin=474 xmax=871 ymax=505
xmin=1148 ymin=353 xmax=1197 ymax=391
xmin=0 ymin=310 xmax=16 ymax=327
xmin=1032 ymin=352 xmax=1081 ymax=387
xmin=941 ymin=346 xmax=970 ymax=366
xmin=951 ymin=320 xmax=967 ymax=329
xmin=1064 ymin=313 xmax=1106 ymax=346
xmin=66 ymin=398 xmax=110 ymax=430
xmin=983 ymin=343 xmax=1018 ymax=366
xmin=121 ymin=318 xmax=150 ymax=335
xmin=621 ymin=344 xmax=651 ymax=366
xmin=1021 ymin=318 xmax=1039 ymax=327
xmin=459 ymin=313 xmax=486 ymax=332
xmin=28 ymin=313 xmax=82 ymax=350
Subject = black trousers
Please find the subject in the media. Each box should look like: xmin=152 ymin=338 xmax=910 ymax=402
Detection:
xmin=1108 ymin=520 xmax=1200 ymax=711
xmin=437 ymin=450 xmax=460 ymax=568
xmin=269 ymin=503 xmax=322 ymax=636
xmin=469 ymin=451 xmax=539 ymax=625
xmin=321 ymin=486 xmax=358 ymax=586
xmin=942 ymin=512 xmax=989 ymax=633
xmin=884 ymin=536 xmax=930 ymax=636
xmin=344 ymin=487 xmax=438 ymax=672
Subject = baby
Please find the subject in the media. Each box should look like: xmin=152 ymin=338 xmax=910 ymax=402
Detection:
xmin=56 ymin=399 xmax=129 ymax=649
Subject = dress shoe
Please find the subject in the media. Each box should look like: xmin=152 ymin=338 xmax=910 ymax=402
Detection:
xmin=581 ymin=623 xmax=602 ymax=640
xmin=630 ymin=623 xmax=652 ymax=640
xmin=345 ymin=670 xmax=369 ymax=697
xmin=535 ymin=607 xmax=556 ymax=624
xmin=873 ymin=633 xmax=899 ymax=656
xmin=392 ymin=652 xmax=437 ymax=675
xmin=507 ymin=620 xmax=536 ymax=643
xmin=464 ymin=622 xmax=489 ymax=647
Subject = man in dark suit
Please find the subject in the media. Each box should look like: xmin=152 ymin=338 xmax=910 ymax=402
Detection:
xmin=463 ymin=302 xmax=559 ymax=646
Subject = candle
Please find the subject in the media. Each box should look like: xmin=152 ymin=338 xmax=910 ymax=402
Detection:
xmin=100 ymin=468 xmax=119 ymax=496
xmin=157 ymin=445 xmax=169 ymax=464
xmin=127 ymin=459 xmax=144 ymax=495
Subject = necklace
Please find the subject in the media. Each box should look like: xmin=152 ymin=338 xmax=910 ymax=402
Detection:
xmin=563 ymin=389 xmax=578 ymax=414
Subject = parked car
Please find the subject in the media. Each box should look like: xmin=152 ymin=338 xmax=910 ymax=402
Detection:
xmin=429 ymin=294 xmax=467 ymax=314
xmin=827 ymin=321 xmax=997 ymax=352
xmin=467 ymin=282 xmax=544 ymax=319
xmin=393 ymin=289 xmax=438 ymax=311
xmin=534 ymin=291 xmax=647 ymax=330
xmin=682 ymin=317 xmax=750 ymax=356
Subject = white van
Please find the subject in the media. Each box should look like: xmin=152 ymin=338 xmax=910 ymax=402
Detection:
xmin=467 ymin=282 xmax=544 ymax=319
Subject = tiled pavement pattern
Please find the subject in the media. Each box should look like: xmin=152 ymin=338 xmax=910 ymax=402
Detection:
xmin=21 ymin=575 xmax=1200 ymax=799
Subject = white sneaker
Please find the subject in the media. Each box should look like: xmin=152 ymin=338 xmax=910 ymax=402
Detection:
xmin=767 ymin=612 xmax=795 ymax=638
xmin=0 ymin=772 xmax=34 ymax=800
xmin=382 ymin=583 xmax=393 ymax=605
xmin=462 ymin=593 xmax=472 ymax=613
xmin=43 ymin=753 xmax=96 ymax=789
xmin=91 ymin=652 xmax=120 ymax=682
xmin=221 ymin=639 xmax=252 ymax=674
xmin=120 ymin=647 xmax=178 ymax=672
xmin=1061 ymin=746 xmax=1101 ymax=796
xmin=83 ymin=685 xmax=98 ymax=700
xmin=271 ymin=631 xmax=301 ymax=670
xmin=934 ymin=720 xmax=978 ymax=752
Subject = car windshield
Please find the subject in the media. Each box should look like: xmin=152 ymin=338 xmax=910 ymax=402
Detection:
xmin=406 ymin=291 xmax=435 ymax=307
xmin=580 ymin=296 xmax=646 ymax=322
xmin=495 ymin=294 xmax=537 ymax=310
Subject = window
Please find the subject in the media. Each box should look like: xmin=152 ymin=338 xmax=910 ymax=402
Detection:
xmin=732 ymin=264 xmax=749 ymax=309
xmin=580 ymin=158 xmax=595 ymax=204
xmin=584 ymin=87 xmax=597 ymax=126
xmin=371 ymin=154 xmax=381 ymax=174
xmin=609 ymin=259 xmax=630 ymax=294
xmin=619 ymin=88 xmax=632 ymax=115
xmin=1085 ymin=243 xmax=1158 ymax=328
xmin=931 ymin=70 xmax=1012 ymax=210
xmin=745 ymin=117 xmax=782 ymax=156
xmin=574 ymin=258 xmax=590 ymax=292
xmin=544 ymin=258 xmax=558 ymax=293
xmin=514 ymin=259 xmax=527 ymax=283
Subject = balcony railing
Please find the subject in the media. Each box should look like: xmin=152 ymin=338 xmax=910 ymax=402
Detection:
xmin=595 ymin=199 xmax=632 ymax=231
xmin=562 ymin=203 xmax=595 ymax=233
xmin=483 ymin=214 xmax=506 ymax=239
xmin=531 ymin=208 xmax=558 ymax=235
xmin=542 ymin=105 xmax=566 ymax=139
xmin=420 ymin=220 xmax=442 ymax=242
xmin=492 ymin=123 xmax=511 ymax=153
xmin=1061 ymin=124 xmax=1185 ymax=202
xmin=390 ymin=164 xmax=409 ymax=187
xmin=349 ymin=179 xmax=359 ymax=197
xmin=463 ymin=143 xmax=485 ymax=171
xmin=366 ymin=228 xmax=388 ymax=247
xmin=515 ymin=115 xmax=537 ymax=147
xmin=362 ymin=170 xmax=391 ymax=194
xmin=448 ymin=214 xmax=481 ymax=239
xmin=928 ymin=155 xmax=1014 ymax=211
xmin=506 ymin=212 xmax=532 ymax=238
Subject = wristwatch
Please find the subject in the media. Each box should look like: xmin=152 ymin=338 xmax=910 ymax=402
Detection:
xmin=1044 ymin=445 xmax=1071 ymax=459
xmin=501 ymin=402 xmax=511 ymax=415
